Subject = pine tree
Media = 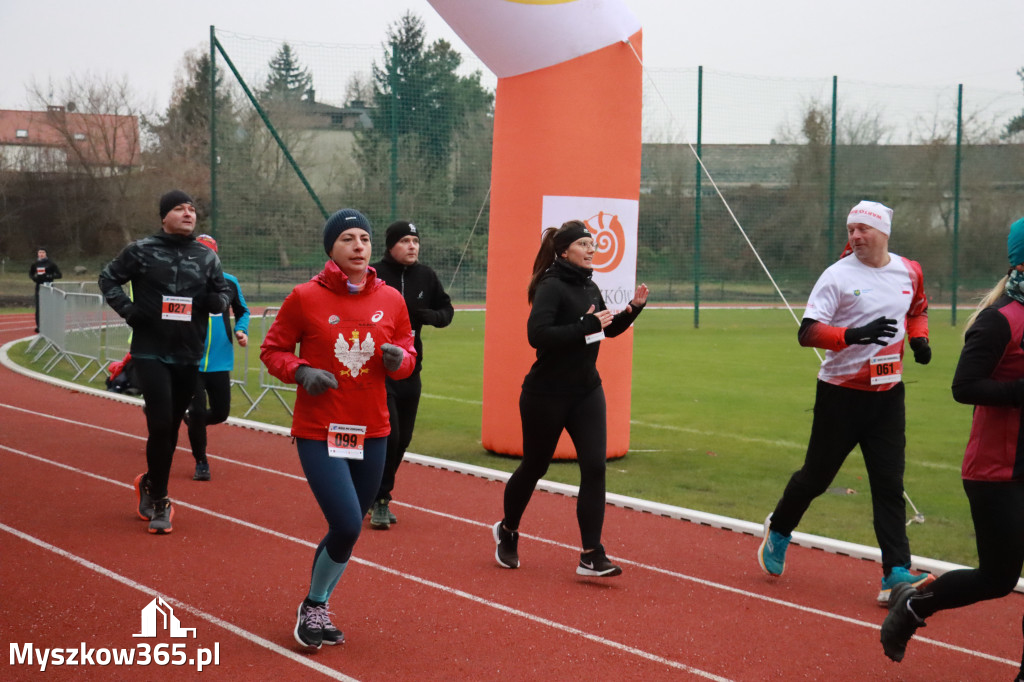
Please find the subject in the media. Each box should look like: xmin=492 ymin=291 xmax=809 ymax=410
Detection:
xmin=263 ymin=43 xmax=313 ymax=102
xmin=155 ymin=51 xmax=235 ymax=167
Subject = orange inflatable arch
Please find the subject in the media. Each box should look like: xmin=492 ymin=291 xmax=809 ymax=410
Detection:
xmin=428 ymin=0 xmax=643 ymax=459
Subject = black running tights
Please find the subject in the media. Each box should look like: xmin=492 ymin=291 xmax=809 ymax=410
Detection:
xmin=909 ymin=479 xmax=1024 ymax=675
xmin=376 ymin=373 xmax=422 ymax=501
xmin=135 ymin=359 xmax=198 ymax=499
xmin=910 ymin=480 xmax=1024 ymax=628
xmin=187 ymin=370 xmax=231 ymax=463
xmin=503 ymin=386 xmax=608 ymax=550
xmin=770 ymin=380 xmax=911 ymax=574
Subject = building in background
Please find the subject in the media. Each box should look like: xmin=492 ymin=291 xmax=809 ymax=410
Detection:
xmin=0 ymin=105 xmax=140 ymax=174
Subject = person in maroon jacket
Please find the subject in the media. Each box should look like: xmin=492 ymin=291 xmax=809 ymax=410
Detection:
xmin=882 ymin=216 xmax=1024 ymax=679
xmin=260 ymin=208 xmax=416 ymax=650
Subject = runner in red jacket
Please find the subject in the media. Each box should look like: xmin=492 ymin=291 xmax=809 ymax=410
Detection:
xmin=260 ymin=208 xmax=415 ymax=650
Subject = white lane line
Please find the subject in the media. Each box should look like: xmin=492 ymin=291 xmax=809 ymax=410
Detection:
xmin=390 ymin=500 xmax=1018 ymax=666
xmin=0 ymin=402 xmax=308 ymax=482
xmin=0 ymin=522 xmax=358 ymax=681
xmin=0 ymin=399 xmax=1004 ymax=591
xmin=629 ymin=419 xmax=804 ymax=449
xmin=4 ymin=411 xmax=1019 ymax=667
xmin=421 ymin=392 xmax=482 ymax=405
xmin=0 ymin=444 xmax=733 ymax=681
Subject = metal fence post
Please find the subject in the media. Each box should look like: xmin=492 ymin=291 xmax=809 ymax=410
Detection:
xmin=952 ymin=84 xmax=963 ymax=326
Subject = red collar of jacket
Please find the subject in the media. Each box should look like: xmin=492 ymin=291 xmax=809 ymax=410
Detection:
xmin=313 ymin=259 xmax=384 ymax=295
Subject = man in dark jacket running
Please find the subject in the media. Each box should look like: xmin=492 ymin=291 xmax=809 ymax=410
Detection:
xmin=98 ymin=190 xmax=231 ymax=534
xmin=369 ymin=221 xmax=455 ymax=529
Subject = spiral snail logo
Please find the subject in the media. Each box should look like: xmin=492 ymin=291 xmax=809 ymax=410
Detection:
xmin=583 ymin=211 xmax=625 ymax=273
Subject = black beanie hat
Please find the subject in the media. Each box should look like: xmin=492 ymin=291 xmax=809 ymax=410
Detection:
xmin=159 ymin=190 xmax=194 ymax=219
xmin=385 ymin=221 xmax=419 ymax=250
xmin=323 ymin=208 xmax=372 ymax=254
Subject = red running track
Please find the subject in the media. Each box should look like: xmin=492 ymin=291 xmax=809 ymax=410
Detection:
xmin=1 ymin=311 xmax=1021 ymax=681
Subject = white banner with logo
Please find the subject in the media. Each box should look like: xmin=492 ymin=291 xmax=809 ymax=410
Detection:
xmin=428 ymin=0 xmax=640 ymax=78
xmin=542 ymin=195 xmax=639 ymax=313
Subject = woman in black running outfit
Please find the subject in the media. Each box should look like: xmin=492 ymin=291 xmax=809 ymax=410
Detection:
xmin=881 ymin=216 xmax=1024 ymax=678
xmin=493 ymin=219 xmax=648 ymax=577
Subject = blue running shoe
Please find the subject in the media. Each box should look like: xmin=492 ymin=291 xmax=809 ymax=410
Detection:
xmin=757 ymin=514 xmax=790 ymax=576
xmin=877 ymin=564 xmax=934 ymax=606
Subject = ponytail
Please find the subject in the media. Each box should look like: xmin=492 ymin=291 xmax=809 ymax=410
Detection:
xmin=527 ymin=227 xmax=558 ymax=305
xmin=963 ymin=273 xmax=1010 ymax=340
xmin=527 ymin=220 xmax=593 ymax=304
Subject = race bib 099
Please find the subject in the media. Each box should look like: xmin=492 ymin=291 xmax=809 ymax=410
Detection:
xmin=327 ymin=423 xmax=366 ymax=460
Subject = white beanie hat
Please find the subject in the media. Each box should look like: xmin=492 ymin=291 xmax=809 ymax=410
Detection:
xmin=847 ymin=200 xmax=893 ymax=236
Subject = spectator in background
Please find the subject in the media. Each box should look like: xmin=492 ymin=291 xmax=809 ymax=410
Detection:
xmin=368 ymin=221 xmax=454 ymax=529
xmin=185 ymin=234 xmax=250 ymax=482
xmin=29 ymin=248 xmax=62 ymax=333
xmin=758 ymin=200 xmax=934 ymax=605
xmin=98 ymin=190 xmax=231 ymax=535
xmin=881 ymin=216 xmax=1024 ymax=676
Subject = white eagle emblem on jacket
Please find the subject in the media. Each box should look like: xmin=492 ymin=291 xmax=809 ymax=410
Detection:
xmin=334 ymin=330 xmax=375 ymax=377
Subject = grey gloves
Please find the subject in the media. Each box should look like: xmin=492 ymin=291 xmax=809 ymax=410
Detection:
xmin=381 ymin=343 xmax=404 ymax=372
xmin=295 ymin=346 xmax=402 ymax=395
xmin=294 ymin=365 xmax=338 ymax=396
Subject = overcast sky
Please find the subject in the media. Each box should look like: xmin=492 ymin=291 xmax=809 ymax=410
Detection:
xmin=2 ymin=0 xmax=1021 ymax=135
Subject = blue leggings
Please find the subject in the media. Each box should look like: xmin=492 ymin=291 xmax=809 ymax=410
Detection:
xmin=296 ymin=437 xmax=387 ymax=565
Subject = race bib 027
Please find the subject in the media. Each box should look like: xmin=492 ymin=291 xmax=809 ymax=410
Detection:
xmin=161 ymin=295 xmax=193 ymax=321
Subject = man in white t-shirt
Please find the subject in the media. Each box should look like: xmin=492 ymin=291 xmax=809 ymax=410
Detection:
xmin=757 ymin=200 xmax=935 ymax=606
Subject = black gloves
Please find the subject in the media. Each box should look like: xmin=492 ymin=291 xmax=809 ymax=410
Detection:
xmin=123 ymin=304 xmax=144 ymax=328
xmin=909 ymin=337 xmax=932 ymax=365
xmin=205 ymin=292 xmax=228 ymax=314
xmin=845 ymin=317 xmax=897 ymax=346
xmin=196 ymin=292 xmax=227 ymax=315
xmin=294 ymin=365 xmax=338 ymax=396
xmin=381 ymin=343 xmax=404 ymax=372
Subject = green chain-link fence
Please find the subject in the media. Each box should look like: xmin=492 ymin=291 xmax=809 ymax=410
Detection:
xmin=209 ymin=27 xmax=1024 ymax=315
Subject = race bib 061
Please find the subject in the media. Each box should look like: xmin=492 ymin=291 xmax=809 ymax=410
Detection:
xmin=869 ymin=353 xmax=902 ymax=385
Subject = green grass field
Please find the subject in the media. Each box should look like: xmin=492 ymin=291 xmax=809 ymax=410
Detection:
xmin=11 ymin=306 xmax=982 ymax=566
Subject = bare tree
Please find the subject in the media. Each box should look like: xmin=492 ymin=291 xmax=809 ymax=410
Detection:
xmin=1005 ymin=67 xmax=1024 ymax=142
xmin=25 ymin=72 xmax=151 ymax=252
xmin=775 ymin=98 xmax=893 ymax=145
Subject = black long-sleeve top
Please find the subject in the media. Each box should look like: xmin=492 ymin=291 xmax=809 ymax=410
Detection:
xmin=98 ymin=231 xmax=231 ymax=365
xmin=522 ymin=258 xmax=644 ymax=395
xmin=372 ymin=252 xmax=454 ymax=374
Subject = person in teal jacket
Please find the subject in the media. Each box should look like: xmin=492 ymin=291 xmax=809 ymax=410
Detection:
xmin=186 ymin=234 xmax=250 ymax=481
